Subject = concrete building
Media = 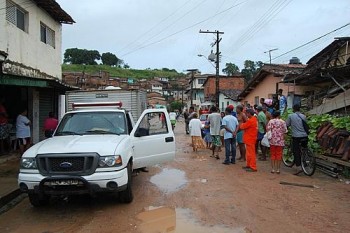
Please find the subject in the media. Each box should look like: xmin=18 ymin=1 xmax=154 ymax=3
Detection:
xmin=237 ymin=63 xmax=306 ymax=109
xmin=0 ymin=0 xmax=74 ymax=143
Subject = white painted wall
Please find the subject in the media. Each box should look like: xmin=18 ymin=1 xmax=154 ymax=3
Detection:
xmin=0 ymin=0 xmax=62 ymax=79
xmin=219 ymin=93 xmax=240 ymax=112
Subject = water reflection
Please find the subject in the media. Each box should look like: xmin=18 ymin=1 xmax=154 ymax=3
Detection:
xmin=136 ymin=206 xmax=246 ymax=233
xmin=150 ymin=168 xmax=187 ymax=193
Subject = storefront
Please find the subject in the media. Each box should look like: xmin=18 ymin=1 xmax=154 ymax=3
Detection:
xmin=0 ymin=74 xmax=76 ymax=144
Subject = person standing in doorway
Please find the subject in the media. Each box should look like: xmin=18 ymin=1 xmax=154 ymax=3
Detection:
xmin=43 ymin=111 xmax=58 ymax=138
xmin=278 ymin=89 xmax=287 ymax=115
xmin=222 ymin=107 xmax=239 ymax=165
xmin=240 ymin=109 xmax=258 ymax=172
xmin=16 ymin=108 xmax=31 ymax=156
xmin=0 ymin=96 xmax=10 ymax=155
xmin=208 ymin=106 xmax=222 ymax=159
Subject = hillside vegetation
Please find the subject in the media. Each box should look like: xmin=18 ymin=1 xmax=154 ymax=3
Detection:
xmin=62 ymin=64 xmax=184 ymax=79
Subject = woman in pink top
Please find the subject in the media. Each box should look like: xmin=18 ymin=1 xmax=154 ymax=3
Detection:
xmin=266 ymin=110 xmax=288 ymax=174
xmin=43 ymin=112 xmax=58 ymax=138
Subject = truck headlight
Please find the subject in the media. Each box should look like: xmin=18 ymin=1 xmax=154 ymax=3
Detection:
xmin=98 ymin=155 xmax=122 ymax=167
xmin=21 ymin=158 xmax=37 ymax=169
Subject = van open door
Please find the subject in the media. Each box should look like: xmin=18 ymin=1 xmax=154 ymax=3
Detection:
xmin=131 ymin=109 xmax=175 ymax=169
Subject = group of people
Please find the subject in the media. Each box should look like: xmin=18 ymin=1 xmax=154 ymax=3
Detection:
xmin=183 ymin=89 xmax=308 ymax=175
xmin=0 ymin=96 xmax=58 ymax=156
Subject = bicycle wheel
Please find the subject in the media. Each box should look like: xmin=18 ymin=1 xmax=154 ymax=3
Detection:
xmin=282 ymin=145 xmax=294 ymax=167
xmin=301 ymin=148 xmax=316 ymax=176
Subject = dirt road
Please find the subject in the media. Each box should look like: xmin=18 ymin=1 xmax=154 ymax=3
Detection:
xmin=0 ymin=120 xmax=349 ymax=233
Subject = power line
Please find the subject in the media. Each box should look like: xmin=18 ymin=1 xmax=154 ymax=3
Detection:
xmin=117 ymin=0 xmax=195 ymax=54
xmin=134 ymin=0 xmax=209 ymax=49
xmin=233 ymin=0 xmax=292 ymax=51
xmin=271 ymin=22 xmax=350 ymax=62
xmin=121 ymin=1 xmax=246 ymax=57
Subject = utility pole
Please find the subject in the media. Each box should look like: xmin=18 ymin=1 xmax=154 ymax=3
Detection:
xmin=264 ymin=48 xmax=278 ymax=64
xmin=187 ymin=69 xmax=197 ymax=107
xmin=200 ymin=30 xmax=224 ymax=108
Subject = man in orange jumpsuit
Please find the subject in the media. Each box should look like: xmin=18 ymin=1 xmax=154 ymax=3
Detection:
xmin=240 ymin=108 xmax=258 ymax=172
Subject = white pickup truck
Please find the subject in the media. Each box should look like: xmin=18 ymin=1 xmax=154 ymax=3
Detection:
xmin=18 ymin=102 xmax=175 ymax=206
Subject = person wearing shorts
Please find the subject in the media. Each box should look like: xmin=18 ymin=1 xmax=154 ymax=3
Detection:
xmin=208 ymin=106 xmax=222 ymax=159
xmin=266 ymin=111 xmax=287 ymax=174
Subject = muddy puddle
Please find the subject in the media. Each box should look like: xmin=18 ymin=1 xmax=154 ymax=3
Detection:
xmin=150 ymin=168 xmax=187 ymax=193
xmin=136 ymin=206 xmax=246 ymax=233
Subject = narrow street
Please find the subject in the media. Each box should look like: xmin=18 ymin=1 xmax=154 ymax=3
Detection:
xmin=0 ymin=120 xmax=349 ymax=233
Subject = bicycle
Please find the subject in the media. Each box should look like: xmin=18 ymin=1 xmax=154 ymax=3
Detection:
xmin=282 ymin=138 xmax=316 ymax=176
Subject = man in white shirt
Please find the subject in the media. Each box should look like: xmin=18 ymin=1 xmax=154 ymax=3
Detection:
xmin=208 ymin=106 xmax=222 ymax=159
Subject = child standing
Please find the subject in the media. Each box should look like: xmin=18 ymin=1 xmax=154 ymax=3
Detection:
xmin=203 ymin=116 xmax=212 ymax=149
xmin=189 ymin=113 xmax=206 ymax=152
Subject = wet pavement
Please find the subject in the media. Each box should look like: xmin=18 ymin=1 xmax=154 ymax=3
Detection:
xmin=150 ymin=168 xmax=187 ymax=194
xmin=136 ymin=206 xmax=245 ymax=233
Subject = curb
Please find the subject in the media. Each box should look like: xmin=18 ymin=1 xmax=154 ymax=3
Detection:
xmin=0 ymin=188 xmax=22 ymax=209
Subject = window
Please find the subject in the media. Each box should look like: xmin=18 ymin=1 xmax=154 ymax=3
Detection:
xmin=6 ymin=0 xmax=28 ymax=32
xmin=40 ymin=23 xmax=55 ymax=48
xmin=254 ymin=96 xmax=259 ymax=105
xmin=136 ymin=112 xmax=168 ymax=136
xmin=198 ymin=79 xmax=206 ymax=85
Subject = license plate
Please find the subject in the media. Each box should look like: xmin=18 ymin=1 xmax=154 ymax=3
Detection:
xmin=48 ymin=180 xmax=79 ymax=186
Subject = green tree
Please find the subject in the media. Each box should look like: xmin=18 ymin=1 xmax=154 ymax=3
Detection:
xmin=123 ymin=63 xmax=130 ymax=69
xmin=241 ymin=60 xmax=263 ymax=85
xmin=222 ymin=62 xmax=240 ymax=76
xmin=170 ymin=101 xmax=183 ymax=111
xmin=64 ymin=48 xmax=101 ymax=65
xmin=101 ymin=52 xmax=123 ymax=67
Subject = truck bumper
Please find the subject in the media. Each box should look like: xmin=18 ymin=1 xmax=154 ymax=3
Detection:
xmin=18 ymin=168 xmax=128 ymax=195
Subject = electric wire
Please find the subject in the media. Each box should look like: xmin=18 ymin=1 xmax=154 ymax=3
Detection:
xmin=134 ymin=0 xmax=209 ymax=47
xmin=234 ymin=0 xmax=286 ymax=46
xmin=238 ymin=0 xmax=292 ymax=48
xmin=233 ymin=0 xmax=292 ymax=51
xmin=271 ymin=22 xmax=350 ymax=62
xmin=117 ymin=0 xmax=195 ymax=54
xmin=120 ymin=1 xmax=247 ymax=58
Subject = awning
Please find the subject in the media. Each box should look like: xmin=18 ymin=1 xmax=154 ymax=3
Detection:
xmin=0 ymin=74 xmax=47 ymax=87
xmin=0 ymin=74 xmax=79 ymax=91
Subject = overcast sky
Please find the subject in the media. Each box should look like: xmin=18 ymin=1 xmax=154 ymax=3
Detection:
xmin=57 ymin=0 xmax=350 ymax=74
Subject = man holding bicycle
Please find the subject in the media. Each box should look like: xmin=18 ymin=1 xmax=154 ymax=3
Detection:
xmin=285 ymin=104 xmax=308 ymax=175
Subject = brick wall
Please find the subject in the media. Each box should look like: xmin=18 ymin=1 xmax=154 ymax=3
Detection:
xmin=204 ymin=76 xmax=245 ymax=97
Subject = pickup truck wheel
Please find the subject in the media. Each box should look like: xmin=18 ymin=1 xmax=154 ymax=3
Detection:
xmin=28 ymin=193 xmax=50 ymax=207
xmin=118 ymin=163 xmax=134 ymax=203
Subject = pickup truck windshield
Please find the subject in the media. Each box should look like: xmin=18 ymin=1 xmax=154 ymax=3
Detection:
xmin=55 ymin=112 xmax=126 ymax=136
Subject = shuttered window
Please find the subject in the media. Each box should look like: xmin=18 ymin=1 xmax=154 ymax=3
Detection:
xmin=6 ymin=0 xmax=28 ymax=32
xmin=40 ymin=23 xmax=55 ymax=48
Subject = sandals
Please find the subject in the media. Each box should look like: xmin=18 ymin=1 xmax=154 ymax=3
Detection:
xmin=215 ymin=155 xmax=220 ymax=160
xmin=276 ymin=170 xmax=280 ymax=174
xmin=271 ymin=170 xmax=275 ymax=174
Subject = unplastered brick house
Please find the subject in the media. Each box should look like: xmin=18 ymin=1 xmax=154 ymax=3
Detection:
xmin=202 ymin=74 xmax=245 ymax=111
